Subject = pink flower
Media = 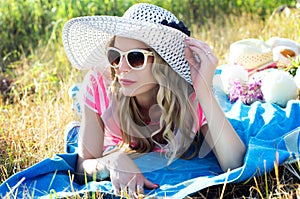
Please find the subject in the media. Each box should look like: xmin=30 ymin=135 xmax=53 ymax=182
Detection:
xmin=227 ymin=79 xmax=264 ymax=105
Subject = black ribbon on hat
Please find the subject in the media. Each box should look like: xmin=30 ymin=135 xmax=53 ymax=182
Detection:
xmin=160 ymin=19 xmax=191 ymax=36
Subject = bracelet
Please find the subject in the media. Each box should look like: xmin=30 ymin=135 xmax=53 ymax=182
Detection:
xmin=96 ymin=161 xmax=110 ymax=180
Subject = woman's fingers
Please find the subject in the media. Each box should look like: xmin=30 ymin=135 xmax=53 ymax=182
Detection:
xmin=185 ymin=38 xmax=218 ymax=65
xmin=186 ymin=37 xmax=211 ymax=50
xmin=111 ymin=179 xmax=121 ymax=195
xmin=127 ymin=175 xmax=139 ymax=198
xmin=188 ymin=46 xmax=218 ymax=69
xmin=111 ymin=173 xmax=157 ymax=198
xmin=120 ymin=183 xmax=127 ymax=196
xmin=185 ymin=45 xmax=201 ymax=67
xmin=184 ymin=37 xmax=219 ymax=88
xmin=128 ymin=184 xmax=144 ymax=198
xmin=129 ymin=175 xmax=158 ymax=198
xmin=187 ymin=46 xmax=218 ymax=66
xmin=143 ymin=176 xmax=159 ymax=189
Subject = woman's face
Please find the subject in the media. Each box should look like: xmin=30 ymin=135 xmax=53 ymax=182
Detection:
xmin=112 ymin=37 xmax=158 ymax=97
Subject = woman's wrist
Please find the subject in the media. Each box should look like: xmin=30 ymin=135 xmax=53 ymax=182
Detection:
xmin=194 ymin=82 xmax=214 ymax=104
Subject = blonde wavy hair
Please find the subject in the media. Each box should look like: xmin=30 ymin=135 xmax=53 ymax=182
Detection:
xmin=108 ymin=41 xmax=200 ymax=164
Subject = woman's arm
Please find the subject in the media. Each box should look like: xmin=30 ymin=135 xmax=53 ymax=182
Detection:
xmin=76 ymin=105 xmax=157 ymax=197
xmin=76 ymin=104 xmax=106 ymax=182
xmin=185 ymin=38 xmax=246 ymax=172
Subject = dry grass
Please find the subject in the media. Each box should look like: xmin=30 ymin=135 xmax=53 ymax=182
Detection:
xmin=0 ymin=45 xmax=80 ymax=183
xmin=195 ymin=10 xmax=300 ymax=65
xmin=1 ymin=9 xmax=300 ymax=198
xmin=0 ymin=83 xmax=72 ymax=182
xmin=193 ymin=162 xmax=300 ymax=198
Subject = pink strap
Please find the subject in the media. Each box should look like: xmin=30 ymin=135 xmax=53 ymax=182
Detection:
xmin=190 ymin=92 xmax=206 ymax=130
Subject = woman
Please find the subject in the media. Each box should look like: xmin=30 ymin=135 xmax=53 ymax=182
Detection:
xmin=62 ymin=3 xmax=245 ymax=198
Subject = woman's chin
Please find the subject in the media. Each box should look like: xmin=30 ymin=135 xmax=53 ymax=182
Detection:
xmin=121 ymin=83 xmax=158 ymax=97
xmin=121 ymin=87 xmax=136 ymax=97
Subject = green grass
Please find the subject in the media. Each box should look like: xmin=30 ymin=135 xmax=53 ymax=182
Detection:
xmin=1 ymin=1 xmax=300 ymax=198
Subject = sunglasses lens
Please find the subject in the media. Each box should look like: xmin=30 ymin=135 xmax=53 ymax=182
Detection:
xmin=107 ymin=49 xmax=121 ymax=67
xmin=127 ymin=51 xmax=145 ymax=68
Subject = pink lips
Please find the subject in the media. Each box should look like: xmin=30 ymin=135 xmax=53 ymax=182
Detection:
xmin=119 ymin=78 xmax=136 ymax=86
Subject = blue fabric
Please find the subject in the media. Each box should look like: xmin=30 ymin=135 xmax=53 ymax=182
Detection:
xmin=1 ymin=88 xmax=300 ymax=198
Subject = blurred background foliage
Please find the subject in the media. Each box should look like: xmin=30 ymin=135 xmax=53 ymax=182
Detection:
xmin=0 ymin=0 xmax=296 ymax=70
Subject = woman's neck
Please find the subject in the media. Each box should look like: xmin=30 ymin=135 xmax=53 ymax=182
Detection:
xmin=134 ymin=85 xmax=158 ymax=111
xmin=134 ymin=85 xmax=160 ymax=123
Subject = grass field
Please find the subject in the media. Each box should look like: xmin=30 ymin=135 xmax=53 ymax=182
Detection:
xmin=1 ymin=4 xmax=300 ymax=198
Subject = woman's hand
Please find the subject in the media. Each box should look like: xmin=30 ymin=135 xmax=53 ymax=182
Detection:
xmin=107 ymin=151 xmax=158 ymax=198
xmin=184 ymin=37 xmax=218 ymax=90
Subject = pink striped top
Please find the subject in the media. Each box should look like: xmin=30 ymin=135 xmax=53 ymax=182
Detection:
xmin=82 ymin=70 xmax=206 ymax=150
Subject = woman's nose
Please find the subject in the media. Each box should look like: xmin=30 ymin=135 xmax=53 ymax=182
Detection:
xmin=118 ymin=56 xmax=131 ymax=72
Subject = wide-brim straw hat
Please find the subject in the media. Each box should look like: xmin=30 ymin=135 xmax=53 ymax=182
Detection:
xmin=229 ymin=38 xmax=274 ymax=70
xmin=62 ymin=3 xmax=193 ymax=84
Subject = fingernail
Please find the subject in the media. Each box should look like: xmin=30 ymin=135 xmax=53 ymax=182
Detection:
xmin=153 ymin=184 xmax=159 ymax=188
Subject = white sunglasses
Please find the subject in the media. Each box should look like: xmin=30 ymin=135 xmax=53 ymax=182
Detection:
xmin=106 ymin=47 xmax=154 ymax=70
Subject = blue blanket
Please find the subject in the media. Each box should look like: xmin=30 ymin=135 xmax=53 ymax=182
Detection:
xmin=1 ymin=88 xmax=300 ymax=198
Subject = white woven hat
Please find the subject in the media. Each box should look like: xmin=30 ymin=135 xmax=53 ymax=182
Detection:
xmin=229 ymin=39 xmax=274 ymax=70
xmin=62 ymin=3 xmax=193 ymax=84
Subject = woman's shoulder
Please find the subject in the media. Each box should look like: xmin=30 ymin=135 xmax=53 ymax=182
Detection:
xmin=84 ymin=69 xmax=111 ymax=84
xmin=82 ymin=69 xmax=111 ymax=115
